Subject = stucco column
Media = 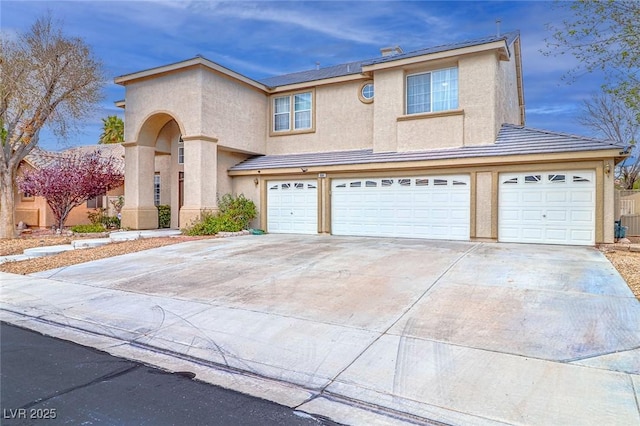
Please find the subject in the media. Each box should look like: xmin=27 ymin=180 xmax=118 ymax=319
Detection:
xmin=121 ymin=143 xmax=158 ymax=229
xmin=179 ymin=137 xmax=218 ymax=227
xmin=602 ymin=159 xmax=615 ymax=243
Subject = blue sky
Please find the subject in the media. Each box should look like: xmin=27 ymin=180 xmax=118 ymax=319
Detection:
xmin=2 ymin=0 xmax=605 ymax=151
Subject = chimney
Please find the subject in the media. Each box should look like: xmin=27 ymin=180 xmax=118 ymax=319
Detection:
xmin=380 ymin=46 xmax=403 ymax=57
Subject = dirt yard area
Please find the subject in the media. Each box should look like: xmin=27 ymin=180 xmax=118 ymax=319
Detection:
xmin=0 ymin=230 xmax=215 ymax=275
xmin=604 ymin=250 xmax=640 ymax=300
xmin=1 ymin=231 xmax=639 ymax=300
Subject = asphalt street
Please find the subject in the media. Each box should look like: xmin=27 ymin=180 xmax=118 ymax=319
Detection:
xmin=0 ymin=322 xmax=339 ymax=426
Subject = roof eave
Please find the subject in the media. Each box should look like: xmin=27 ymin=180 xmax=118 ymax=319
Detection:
xmin=114 ymin=57 xmax=269 ymax=92
xmin=228 ymin=147 xmax=624 ymax=176
xmin=361 ymin=40 xmax=510 ymax=72
xmin=266 ymin=72 xmax=370 ymax=92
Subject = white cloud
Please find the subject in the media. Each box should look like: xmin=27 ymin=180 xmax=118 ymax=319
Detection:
xmin=184 ymin=1 xmax=394 ymax=46
xmin=527 ymin=104 xmax=578 ymax=115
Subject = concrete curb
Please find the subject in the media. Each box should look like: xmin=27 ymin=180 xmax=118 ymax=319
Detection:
xmin=22 ymin=244 xmax=75 ymax=257
xmin=72 ymin=238 xmax=111 ymax=249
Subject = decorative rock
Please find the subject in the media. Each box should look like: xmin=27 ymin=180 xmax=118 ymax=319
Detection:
xmin=617 ymin=238 xmax=631 ymax=244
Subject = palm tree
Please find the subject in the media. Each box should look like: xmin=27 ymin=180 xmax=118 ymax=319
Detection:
xmin=99 ymin=115 xmax=124 ymax=144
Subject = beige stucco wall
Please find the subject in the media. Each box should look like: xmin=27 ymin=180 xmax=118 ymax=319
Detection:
xmin=603 ymin=159 xmax=615 ymax=242
xmin=459 ymin=53 xmax=499 ymax=146
xmin=495 ymin=49 xmax=522 ymax=129
xmin=217 ymin=149 xmax=250 ymax=197
xmin=370 ymin=50 xmax=518 ymax=153
xmin=475 ymin=171 xmax=493 ymax=239
xmin=397 ymin=113 xmax=465 ymax=151
xmin=201 ymin=71 xmax=267 ymax=154
xmin=155 ymin=154 xmax=171 ymax=206
xmin=123 ymin=69 xmax=202 ymax=143
xmin=266 ymin=80 xmax=374 ymax=155
xmin=231 ymin=175 xmax=261 ymax=229
xmin=373 ymin=68 xmax=404 ymax=153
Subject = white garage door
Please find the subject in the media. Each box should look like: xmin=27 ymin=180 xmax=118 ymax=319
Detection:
xmin=332 ymin=175 xmax=470 ymax=240
xmin=267 ymin=180 xmax=318 ymax=234
xmin=499 ymin=171 xmax=595 ymax=245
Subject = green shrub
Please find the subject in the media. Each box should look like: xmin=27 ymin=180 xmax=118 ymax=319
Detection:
xmin=183 ymin=194 xmax=257 ymax=236
xmin=157 ymin=204 xmax=171 ymax=228
xmin=71 ymin=223 xmax=105 ymax=233
xmin=87 ymin=208 xmax=106 ymax=225
xmin=87 ymin=208 xmax=120 ymax=229
xmin=217 ymin=193 xmax=257 ymax=230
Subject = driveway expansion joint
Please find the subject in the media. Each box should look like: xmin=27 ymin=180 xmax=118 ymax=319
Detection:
xmin=315 ymin=243 xmax=482 ymax=396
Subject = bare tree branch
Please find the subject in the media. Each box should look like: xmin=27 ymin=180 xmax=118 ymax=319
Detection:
xmin=0 ymin=12 xmax=105 ymax=238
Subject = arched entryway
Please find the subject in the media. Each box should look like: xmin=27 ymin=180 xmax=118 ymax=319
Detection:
xmin=121 ymin=111 xmax=220 ymax=230
xmin=121 ymin=112 xmax=185 ymax=230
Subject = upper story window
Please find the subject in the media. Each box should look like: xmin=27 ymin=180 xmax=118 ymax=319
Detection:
xmin=272 ymin=91 xmax=313 ymax=134
xmin=358 ymin=81 xmax=374 ymax=104
xmin=406 ymin=67 xmax=458 ymax=114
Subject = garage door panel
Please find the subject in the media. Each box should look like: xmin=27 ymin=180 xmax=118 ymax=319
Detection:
xmin=570 ymin=230 xmax=593 ymax=242
xmin=332 ymin=175 xmax=470 ymax=241
xmin=499 ymin=171 xmax=595 ymax=245
xmin=432 ymin=193 xmax=451 ymax=203
xmin=546 ymin=192 xmax=568 ymax=203
xmin=545 ymin=210 xmax=568 ymax=221
xmin=522 ymin=192 xmax=543 ymax=203
xmin=521 ymin=228 xmax=544 ymax=239
xmin=450 ymin=193 xmax=469 ymax=203
xmin=267 ymin=180 xmax=317 ymax=234
xmin=545 ymin=229 xmax=568 ymax=240
xmin=571 ymin=210 xmax=593 ymax=222
xmin=522 ymin=210 xmax=543 ymax=221
xmin=571 ymin=191 xmax=594 ymax=203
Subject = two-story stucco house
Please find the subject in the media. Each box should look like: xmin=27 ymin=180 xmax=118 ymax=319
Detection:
xmin=115 ymin=31 xmax=627 ymax=246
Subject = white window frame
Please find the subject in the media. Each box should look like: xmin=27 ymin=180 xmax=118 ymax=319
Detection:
xmin=154 ymin=173 xmax=161 ymax=206
xmin=178 ymin=138 xmax=184 ymax=164
xmin=358 ymin=81 xmax=374 ymax=104
xmin=406 ymin=67 xmax=458 ymax=115
xmin=271 ymin=90 xmax=314 ymax=134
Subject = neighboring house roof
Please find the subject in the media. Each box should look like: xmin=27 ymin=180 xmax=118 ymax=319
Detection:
xmin=229 ymin=124 xmax=625 ymax=171
xmin=258 ymin=31 xmax=519 ymax=88
xmin=23 ymin=144 xmax=125 ymax=174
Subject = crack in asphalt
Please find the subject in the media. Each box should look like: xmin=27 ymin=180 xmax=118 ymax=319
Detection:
xmin=17 ymin=364 xmax=140 ymax=410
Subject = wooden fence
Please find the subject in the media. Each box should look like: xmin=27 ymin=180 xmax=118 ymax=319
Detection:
xmin=617 ymin=190 xmax=640 ymax=236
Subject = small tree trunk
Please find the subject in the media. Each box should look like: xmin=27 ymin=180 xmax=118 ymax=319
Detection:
xmin=0 ymin=169 xmax=17 ymax=239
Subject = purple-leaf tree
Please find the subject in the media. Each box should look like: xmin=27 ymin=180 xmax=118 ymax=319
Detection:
xmin=18 ymin=150 xmax=124 ymax=230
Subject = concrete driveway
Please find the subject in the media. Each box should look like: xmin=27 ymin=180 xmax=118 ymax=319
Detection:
xmin=1 ymin=234 xmax=639 ymax=425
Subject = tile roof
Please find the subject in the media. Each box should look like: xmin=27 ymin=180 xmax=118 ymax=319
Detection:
xmin=258 ymin=31 xmax=519 ymax=88
xmin=259 ymin=61 xmax=367 ymax=88
xmin=24 ymin=144 xmax=125 ymax=174
xmin=364 ymin=31 xmax=520 ymax=67
xmin=228 ymin=124 xmax=625 ymax=171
